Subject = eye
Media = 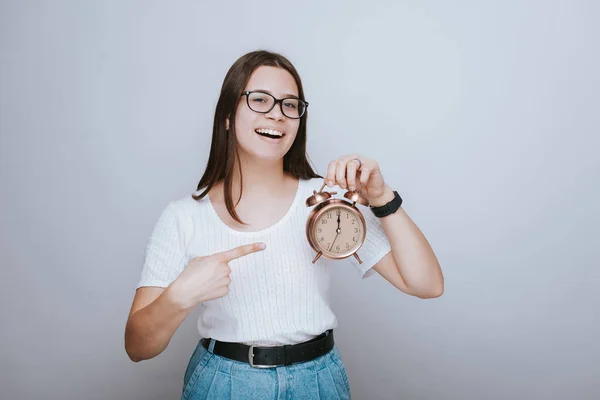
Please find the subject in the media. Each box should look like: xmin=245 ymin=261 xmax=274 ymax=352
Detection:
xmin=249 ymin=93 xmax=272 ymax=103
xmin=283 ymin=100 xmax=298 ymax=109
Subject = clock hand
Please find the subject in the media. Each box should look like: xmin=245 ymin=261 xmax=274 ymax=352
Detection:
xmin=329 ymin=210 xmax=342 ymax=251
xmin=329 ymin=232 xmax=339 ymax=252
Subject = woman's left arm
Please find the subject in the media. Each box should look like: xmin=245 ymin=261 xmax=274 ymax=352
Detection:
xmin=325 ymin=154 xmax=444 ymax=299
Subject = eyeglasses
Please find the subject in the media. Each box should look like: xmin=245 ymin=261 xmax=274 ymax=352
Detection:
xmin=241 ymin=91 xmax=309 ymax=119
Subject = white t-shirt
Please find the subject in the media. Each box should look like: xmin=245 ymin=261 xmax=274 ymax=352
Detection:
xmin=136 ymin=177 xmax=392 ymax=346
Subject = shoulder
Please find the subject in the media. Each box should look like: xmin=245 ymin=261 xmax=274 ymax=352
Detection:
xmin=300 ymin=177 xmax=325 ymax=192
xmin=167 ymin=193 xmax=203 ymax=214
xmin=155 ymin=192 xmax=208 ymax=226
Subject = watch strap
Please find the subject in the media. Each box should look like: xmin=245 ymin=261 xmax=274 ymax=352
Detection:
xmin=369 ymin=191 xmax=402 ymax=218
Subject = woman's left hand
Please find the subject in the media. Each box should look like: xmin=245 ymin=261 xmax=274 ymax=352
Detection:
xmin=325 ymin=154 xmax=389 ymax=204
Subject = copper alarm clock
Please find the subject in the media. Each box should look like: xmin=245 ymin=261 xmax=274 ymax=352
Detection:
xmin=305 ymin=180 xmax=370 ymax=264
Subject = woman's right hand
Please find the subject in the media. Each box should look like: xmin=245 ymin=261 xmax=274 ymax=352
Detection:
xmin=169 ymin=242 xmax=267 ymax=309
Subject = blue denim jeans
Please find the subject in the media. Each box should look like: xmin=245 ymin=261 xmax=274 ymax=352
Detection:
xmin=181 ymin=338 xmax=352 ymax=399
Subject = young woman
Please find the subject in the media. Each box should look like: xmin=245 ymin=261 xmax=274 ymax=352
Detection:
xmin=125 ymin=50 xmax=444 ymax=399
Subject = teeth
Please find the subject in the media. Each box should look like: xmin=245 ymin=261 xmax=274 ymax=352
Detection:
xmin=256 ymin=128 xmax=284 ymax=137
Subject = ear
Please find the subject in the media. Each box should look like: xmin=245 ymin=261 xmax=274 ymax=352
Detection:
xmin=225 ymin=116 xmax=230 ymax=131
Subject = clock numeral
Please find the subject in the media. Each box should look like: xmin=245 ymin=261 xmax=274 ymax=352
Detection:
xmin=317 ymin=228 xmax=322 ymax=233
xmin=327 ymin=212 xmax=332 ymax=219
xmin=352 ymin=237 xmax=356 ymax=242
xmin=354 ymin=228 xmax=359 ymax=233
xmin=336 ymin=245 xmax=340 ymax=251
xmin=346 ymin=243 xmax=350 ymax=249
xmin=351 ymin=219 xmax=355 ymax=224
xmin=321 ymin=220 xmax=327 ymax=224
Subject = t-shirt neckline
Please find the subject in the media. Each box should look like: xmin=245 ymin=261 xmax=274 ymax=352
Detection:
xmin=206 ymin=178 xmax=304 ymax=237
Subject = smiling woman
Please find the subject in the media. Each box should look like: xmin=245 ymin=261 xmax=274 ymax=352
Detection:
xmin=125 ymin=50 xmax=357 ymax=400
xmin=125 ymin=49 xmax=442 ymax=400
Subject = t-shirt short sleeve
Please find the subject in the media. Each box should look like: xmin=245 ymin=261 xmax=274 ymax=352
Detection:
xmin=137 ymin=201 xmax=190 ymax=288
xmin=347 ymin=205 xmax=392 ymax=279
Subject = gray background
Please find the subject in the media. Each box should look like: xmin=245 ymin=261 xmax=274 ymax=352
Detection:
xmin=1 ymin=1 xmax=599 ymax=399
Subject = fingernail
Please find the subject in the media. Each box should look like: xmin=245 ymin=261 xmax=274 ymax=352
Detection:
xmin=259 ymin=243 xmax=266 ymax=249
xmin=327 ymin=181 xmax=333 ymax=187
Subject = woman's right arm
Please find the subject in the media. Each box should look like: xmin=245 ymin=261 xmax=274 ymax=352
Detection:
xmin=125 ymin=242 xmax=266 ymax=362
xmin=124 ymin=286 xmax=192 ymax=362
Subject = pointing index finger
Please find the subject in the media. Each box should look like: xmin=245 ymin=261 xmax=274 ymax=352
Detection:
xmin=220 ymin=242 xmax=266 ymax=262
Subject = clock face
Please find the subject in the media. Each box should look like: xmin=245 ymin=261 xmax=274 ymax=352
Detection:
xmin=312 ymin=205 xmax=365 ymax=256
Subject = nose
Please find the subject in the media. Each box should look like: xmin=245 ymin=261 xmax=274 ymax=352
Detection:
xmin=265 ymin=101 xmax=285 ymax=121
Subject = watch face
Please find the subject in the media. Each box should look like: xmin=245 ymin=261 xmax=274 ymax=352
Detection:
xmin=312 ymin=205 xmax=365 ymax=257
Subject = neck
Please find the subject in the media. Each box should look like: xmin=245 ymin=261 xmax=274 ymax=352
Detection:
xmin=229 ymin=155 xmax=290 ymax=199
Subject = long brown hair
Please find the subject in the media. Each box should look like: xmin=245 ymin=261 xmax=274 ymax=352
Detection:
xmin=191 ymin=50 xmax=323 ymax=225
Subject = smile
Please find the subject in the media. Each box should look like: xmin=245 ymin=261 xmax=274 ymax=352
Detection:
xmin=255 ymin=128 xmax=285 ymax=139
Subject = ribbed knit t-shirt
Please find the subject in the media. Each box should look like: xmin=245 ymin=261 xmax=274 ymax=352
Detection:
xmin=136 ymin=177 xmax=392 ymax=346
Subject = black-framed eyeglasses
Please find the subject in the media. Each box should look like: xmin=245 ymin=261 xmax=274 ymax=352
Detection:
xmin=241 ymin=91 xmax=309 ymax=119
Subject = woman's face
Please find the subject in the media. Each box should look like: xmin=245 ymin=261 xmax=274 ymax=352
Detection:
xmin=233 ymin=66 xmax=301 ymax=162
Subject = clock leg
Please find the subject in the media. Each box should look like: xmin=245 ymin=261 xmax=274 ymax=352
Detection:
xmin=312 ymin=251 xmax=323 ymax=264
xmin=353 ymin=253 xmax=363 ymax=264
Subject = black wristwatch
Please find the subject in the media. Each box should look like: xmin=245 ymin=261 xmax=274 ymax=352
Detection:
xmin=369 ymin=190 xmax=403 ymax=218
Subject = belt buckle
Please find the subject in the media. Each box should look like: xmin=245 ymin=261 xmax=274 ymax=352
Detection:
xmin=248 ymin=345 xmax=277 ymax=368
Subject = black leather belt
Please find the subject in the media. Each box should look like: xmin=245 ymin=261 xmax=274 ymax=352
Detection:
xmin=200 ymin=330 xmax=334 ymax=368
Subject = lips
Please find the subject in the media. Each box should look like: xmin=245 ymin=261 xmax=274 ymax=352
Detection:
xmin=255 ymin=128 xmax=285 ymax=139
